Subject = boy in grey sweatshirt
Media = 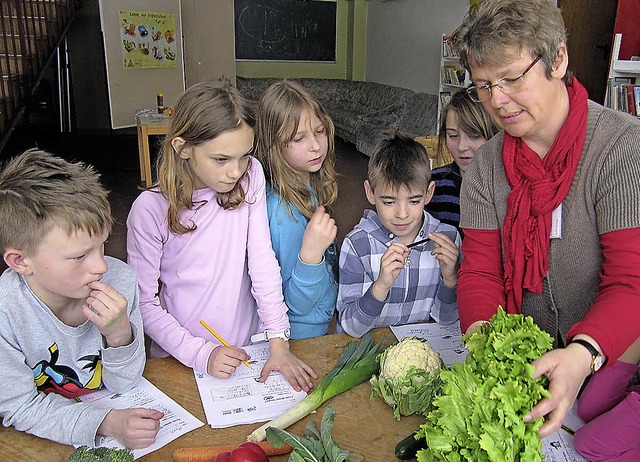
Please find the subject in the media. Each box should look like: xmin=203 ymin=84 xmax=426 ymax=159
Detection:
xmin=0 ymin=149 xmax=162 ymax=448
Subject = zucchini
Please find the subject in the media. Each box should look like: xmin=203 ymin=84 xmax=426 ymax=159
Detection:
xmin=395 ymin=430 xmax=428 ymax=460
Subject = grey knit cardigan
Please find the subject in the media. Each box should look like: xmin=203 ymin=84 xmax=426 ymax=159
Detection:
xmin=460 ymin=100 xmax=640 ymax=345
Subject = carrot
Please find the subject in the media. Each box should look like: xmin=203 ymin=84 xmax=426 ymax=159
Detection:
xmin=173 ymin=441 xmax=293 ymax=462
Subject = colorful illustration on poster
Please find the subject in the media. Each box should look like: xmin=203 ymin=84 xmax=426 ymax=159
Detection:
xmin=120 ymin=10 xmax=177 ymax=69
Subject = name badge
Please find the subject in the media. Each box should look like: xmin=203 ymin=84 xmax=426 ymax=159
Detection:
xmin=550 ymin=204 xmax=562 ymax=239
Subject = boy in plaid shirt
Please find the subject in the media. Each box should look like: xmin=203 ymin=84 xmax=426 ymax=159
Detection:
xmin=337 ymin=131 xmax=461 ymax=338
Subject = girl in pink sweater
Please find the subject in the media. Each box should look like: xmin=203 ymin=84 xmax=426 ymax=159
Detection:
xmin=574 ymin=338 xmax=640 ymax=461
xmin=126 ymin=81 xmax=316 ymax=392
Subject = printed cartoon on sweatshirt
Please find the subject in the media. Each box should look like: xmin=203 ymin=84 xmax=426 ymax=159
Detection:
xmin=32 ymin=343 xmax=103 ymax=399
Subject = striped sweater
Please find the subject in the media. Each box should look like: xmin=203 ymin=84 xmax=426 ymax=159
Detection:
xmin=426 ymin=162 xmax=463 ymax=231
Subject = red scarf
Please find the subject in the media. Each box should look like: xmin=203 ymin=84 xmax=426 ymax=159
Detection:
xmin=502 ymin=78 xmax=588 ymax=313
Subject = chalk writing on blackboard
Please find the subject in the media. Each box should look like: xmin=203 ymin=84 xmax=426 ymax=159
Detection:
xmin=234 ymin=0 xmax=337 ymax=62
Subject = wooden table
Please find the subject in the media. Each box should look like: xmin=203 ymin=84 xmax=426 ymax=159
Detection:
xmin=136 ymin=113 xmax=171 ymax=188
xmin=0 ymin=329 xmax=424 ymax=461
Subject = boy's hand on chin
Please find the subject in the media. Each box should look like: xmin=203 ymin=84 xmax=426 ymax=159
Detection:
xmin=83 ymin=280 xmax=132 ymax=347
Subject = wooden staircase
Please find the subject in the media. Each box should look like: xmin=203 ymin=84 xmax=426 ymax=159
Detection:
xmin=0 ymin=0 xmax=84 ymax=154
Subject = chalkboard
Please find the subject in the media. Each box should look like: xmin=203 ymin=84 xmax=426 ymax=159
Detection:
xmin=234 ymin=0 xmax=337 ymax=62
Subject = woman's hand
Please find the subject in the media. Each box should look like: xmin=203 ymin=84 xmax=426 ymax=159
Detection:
xmin=207 ymin=345 xmax=250 ymax=379
xmin=260 ymin=339 xmax=317 ymax=392
xmin=525 ymin=341 xmax=593 ymax=437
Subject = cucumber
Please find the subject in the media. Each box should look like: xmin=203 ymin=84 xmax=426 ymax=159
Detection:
xmin=394 ymin=430 xmax=428 ymax=460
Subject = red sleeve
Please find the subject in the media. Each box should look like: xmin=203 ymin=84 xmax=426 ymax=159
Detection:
xmin=567 ymin=227 xmax=640 ymax=362
xmin=458 ymin=228 xmax=506 ymax=333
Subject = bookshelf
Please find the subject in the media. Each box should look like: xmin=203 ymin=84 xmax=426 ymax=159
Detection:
xmin=438 ymin=35 xmax=470 ymax=132
xmin=605 ymin=33 xmax=640 ymax=117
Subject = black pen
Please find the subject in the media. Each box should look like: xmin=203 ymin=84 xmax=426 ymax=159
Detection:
xmin=560 ymin=424 xmax=575 ymax=435
xmin=407 ymin=237 xmax=431 ymax=249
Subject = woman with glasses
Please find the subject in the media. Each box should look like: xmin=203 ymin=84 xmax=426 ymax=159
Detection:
xmin=426 ymin=90 xmax=499 ymax=232
xmin=452 ymin=0 xmax=640 ymax=456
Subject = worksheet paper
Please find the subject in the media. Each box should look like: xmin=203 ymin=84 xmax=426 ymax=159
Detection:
xmin=390 ymin=321 xmax=469 ymax=366
xmin=390 ymin=321 xmax=587 ymax=462
xmin=78 ymin=377 xmax=204 ymax=459
xmin=194 ymin=342 xmax=307 ymax=428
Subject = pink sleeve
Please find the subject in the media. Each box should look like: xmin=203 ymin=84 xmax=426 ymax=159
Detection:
xmin=458 ymin=228 xmax=506 ymax=333
xmin=126 ymin=192 xmax=215 ymax=373
xmin=567 ymin=227 xmax=640 ymax=362
xmin=245 ymin=161 xmax=290 ymax=333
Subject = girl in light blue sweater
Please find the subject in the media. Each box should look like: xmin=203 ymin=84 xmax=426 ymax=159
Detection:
xmin=256 ymin=80 xmax=339 ymax=339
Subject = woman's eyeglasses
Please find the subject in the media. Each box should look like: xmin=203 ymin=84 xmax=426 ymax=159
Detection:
xmin=466 ymin=55 xmax=542 ymax=103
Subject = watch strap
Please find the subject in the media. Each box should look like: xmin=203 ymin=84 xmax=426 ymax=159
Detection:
xmin=571 ymin=339 xmax=605 ymax=374
xmin=250 ymin=329 xmax=290 ymax=343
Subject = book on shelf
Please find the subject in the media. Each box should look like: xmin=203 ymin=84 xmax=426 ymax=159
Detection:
xmin=442 ymin=35 xmax=453 ymax=57
xmin=606 ymin=78 xmax=636 ymax=113
xmin=439 ymin=91 xmax=452 ymax=109
xmin=635 ymin=86 xmax=640 ymax=116
xmin=441 ymin=66 xmax=467 ymax=86
xmin=625 ymin=85 xmax=637 ymax=116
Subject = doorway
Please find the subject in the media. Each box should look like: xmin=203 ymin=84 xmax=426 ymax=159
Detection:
xmin=559 ymin=0 xmax=618 ymax=104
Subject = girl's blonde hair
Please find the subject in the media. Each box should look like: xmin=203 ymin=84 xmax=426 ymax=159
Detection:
xmin=156 ymin=80 xmax=255 ymax=235
xmin=256 ymin=80 xmax=337 ymax=220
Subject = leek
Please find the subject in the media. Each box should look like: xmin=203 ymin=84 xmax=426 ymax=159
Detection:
xmin=247 ymin=331 xmax=385 ymax=442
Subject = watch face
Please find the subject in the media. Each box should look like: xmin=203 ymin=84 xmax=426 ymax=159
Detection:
xmin=593 ymin=355 xmax=605 ymax=372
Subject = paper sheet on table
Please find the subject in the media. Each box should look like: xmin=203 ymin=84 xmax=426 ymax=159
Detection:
xmin=390 ymin=321 xmax=468 ymax=366
xmin=390 ymin=321 xmax=588 ymax=461
xmin=542 ymin=404 xmax=587 ymax=462
xmin=78 ymin=377 xmax=204 ymax=459
xmin=194 ymin=342 xmax=307 ymax=428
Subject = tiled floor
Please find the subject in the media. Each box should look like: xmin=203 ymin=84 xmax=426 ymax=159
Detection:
xmin=1 ymin=128 xmax=371 ymax=269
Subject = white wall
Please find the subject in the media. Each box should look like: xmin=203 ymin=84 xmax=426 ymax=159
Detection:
xmin=365 ymin=0 xmax=469 ymax=94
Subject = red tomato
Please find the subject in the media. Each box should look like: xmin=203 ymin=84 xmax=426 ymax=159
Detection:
xmin=238 ymin=442 xmax=269 ymax=462
xmin=214 ymin=451 xmax=232 ymax=462
xmin=213 ymin=443 xmax=269 ymax=462
xmin=228 ymin=446 xmax=268 ymax=462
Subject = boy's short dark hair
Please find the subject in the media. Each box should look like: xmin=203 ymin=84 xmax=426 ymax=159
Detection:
xmin=0 ymin=149 xmax=112 ymax=255
xmin=367 ymin=130 xmax=431 ymax=191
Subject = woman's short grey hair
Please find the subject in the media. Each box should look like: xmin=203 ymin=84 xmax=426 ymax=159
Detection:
xmin=451 ymin=0 xmax=571 ymax=82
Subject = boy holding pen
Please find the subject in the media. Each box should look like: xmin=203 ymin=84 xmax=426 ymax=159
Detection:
xmin=0 ymin=149 xmax=161 ymax=448
xmin=337 ymin=131 xmax=462 ymax=338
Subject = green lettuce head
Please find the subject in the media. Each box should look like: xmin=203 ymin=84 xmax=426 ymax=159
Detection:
xmin=370 ymin=337 xmax=443 ymax=420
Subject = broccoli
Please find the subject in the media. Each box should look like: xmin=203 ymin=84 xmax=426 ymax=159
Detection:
xmin=67 ymin=445 xmax=134 ymax=462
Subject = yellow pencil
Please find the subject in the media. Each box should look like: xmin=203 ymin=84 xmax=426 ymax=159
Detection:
xmin=199 ymin=320 xmax=251 ymax=369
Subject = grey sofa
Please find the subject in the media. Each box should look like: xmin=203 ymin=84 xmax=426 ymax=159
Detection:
xmin=236 ymin=76 xmax=438 ymax=156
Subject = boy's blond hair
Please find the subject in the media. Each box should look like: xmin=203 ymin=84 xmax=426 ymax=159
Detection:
xmin=368 ymin=130 xmax=431 ymax=192
xmin=0 ymin=149 xmax=112 ymax=255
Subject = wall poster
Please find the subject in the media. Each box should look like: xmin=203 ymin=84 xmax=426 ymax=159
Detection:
xmin=120 ymin=10 xmax=177 ymax=68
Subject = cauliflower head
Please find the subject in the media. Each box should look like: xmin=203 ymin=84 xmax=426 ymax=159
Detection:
xmin=370 ymin=337 xmax=443 ymax=419
xmin=380 ymin=337 xmax=441 ymax=380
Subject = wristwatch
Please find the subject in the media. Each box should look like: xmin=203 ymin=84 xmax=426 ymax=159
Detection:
xmin=571 ymin=339 xmax=607 ymax=374
xmin=250 ymin=329 xmax=291 ymax=343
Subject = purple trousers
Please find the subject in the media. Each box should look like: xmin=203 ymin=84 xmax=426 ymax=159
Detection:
xmin=574 ymin=360 xmax=640 ymax=461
